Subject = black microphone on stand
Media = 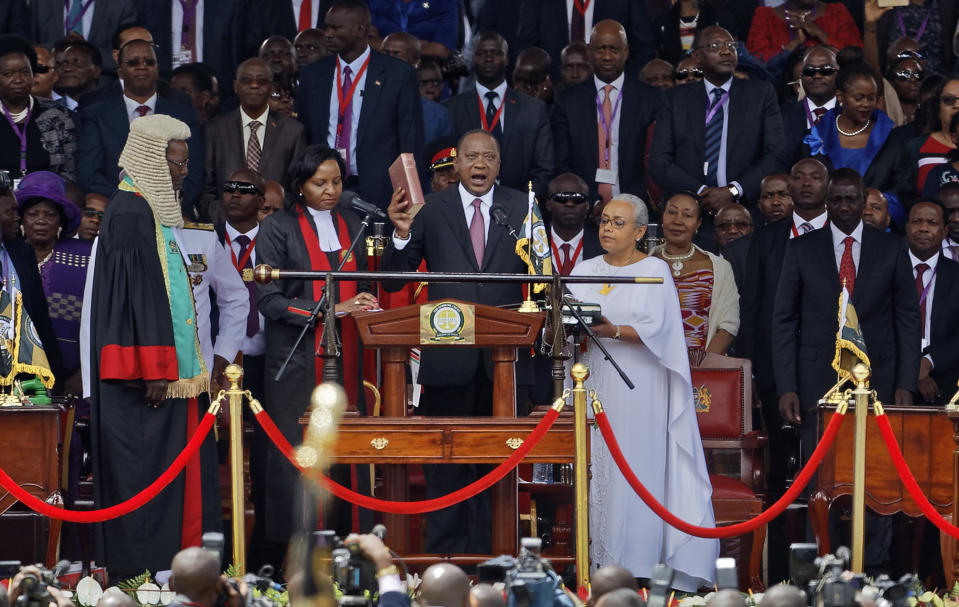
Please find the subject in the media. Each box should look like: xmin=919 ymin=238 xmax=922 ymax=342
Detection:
xmin=349 ymin=193 xmax=388 ymax=220
xmin=490 ymin=205 xmax=517 ymax=238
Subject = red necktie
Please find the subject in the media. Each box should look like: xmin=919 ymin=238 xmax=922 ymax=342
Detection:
xmin=135 ymin=105 xmax=150 ymax=117
xmin=915 ymin=262 xmax=929 ymax=336
xmin=469 ymin=199 xmax=485 ymax=268
xmin=298 ymin=0 xmax=312 ymax=32
xmin=570 ymin=1 xmax=586 ymax=42
xmin=813 ymin=107 xmax=828 ymax=124
xmin=560 ymin=243 xmax=573 ymax=276
xmin=839 ymin=236 xmax=856 ymax=295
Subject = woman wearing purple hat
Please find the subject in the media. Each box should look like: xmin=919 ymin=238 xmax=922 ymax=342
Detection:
xmin=15 ymin=170 xmax=89 ymax=392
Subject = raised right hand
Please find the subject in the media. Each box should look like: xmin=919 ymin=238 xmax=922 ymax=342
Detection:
xmin=864 ymin=0 xmax=892 ymax=24
xmin=779 ymin=392 xmax=802 ymax=425
xmin=387 ymin=187 xmax=412 ymax=238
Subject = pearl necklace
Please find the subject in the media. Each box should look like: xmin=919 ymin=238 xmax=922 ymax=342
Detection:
xmin=659 ymin=245 xmax=695 ymax=277
xmin=836 ymin=115 xmax=871 ymax=137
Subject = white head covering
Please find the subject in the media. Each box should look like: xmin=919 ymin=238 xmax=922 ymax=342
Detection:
xmin=118 ymin=114 xmax=191 ymax=228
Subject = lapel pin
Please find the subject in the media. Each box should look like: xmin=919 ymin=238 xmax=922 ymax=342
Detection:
xmin=423 ymin=1 xmax=429 ymax=7
xmin=375 ymin=80 xmax=382 ymax=86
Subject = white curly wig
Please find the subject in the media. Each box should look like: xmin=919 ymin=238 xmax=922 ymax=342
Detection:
xmin=118 ymin=114 xmax=192 ymax=227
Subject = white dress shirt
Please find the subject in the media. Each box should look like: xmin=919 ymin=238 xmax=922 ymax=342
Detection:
xmin=804 ymin=96 xmax=837 ymax=129
xmin=392 ymin=184 xmax=494 ymax=250
xmin=306 ymin=206 xmax=343 ymax=252
xmin=790 ymin=210 xmax=828 ymax=238
xmin=327 ymin=45 xmax=371 ymax=172
xmin=172 ymin=0 xmax=205 ymax=64
xmin=550 ymin=227 xmax=585 ymax=270
xmin=594 ymin=73 xmax=624 ymax=196
xmin=830 ymin=220 xmax=863 ymax=273
xmin=241 ymin=106 xmax=269 ymax=160
xmin=475 ymin=79 xmax=508 ymax=131
xmin=565 ymin=0 xmax=595 ymax=39
xmin=123 ymin=92 xmax=158 ymax=123
xmin=700 ymin=77 xmax=742 ymax=195
xmin=909 ymin=249 xmax=938 ymax=353
xmin=942 ymin=237 xmax=959 ymax=262
xmin=225 ymin=222 xmax=265 ymax=357
xmin=291 ymin=0 xmax=320 ymax=29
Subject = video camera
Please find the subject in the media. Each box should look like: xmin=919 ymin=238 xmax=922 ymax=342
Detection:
xmin=307 ymin=526 xmax=391 ymax=607
xmin=201 ymin=532 xmax=281 ymax=607
xmin=0 ymin=560 xmax=71 ymax=607
xmin=477 ymin=538 xmax=574 ymax=607
xmin=789 ymin=543 xmax=919 ymax=607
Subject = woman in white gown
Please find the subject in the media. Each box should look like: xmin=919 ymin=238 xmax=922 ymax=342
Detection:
xmin=568 ymin=195 xmax=718 ymax=590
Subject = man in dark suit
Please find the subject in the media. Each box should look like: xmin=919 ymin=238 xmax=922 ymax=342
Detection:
xmin=382 ymin=129 xmax=531 ymax=554
xmin=201 ymin=58 xmax=306 ymax=222
xmin=551 ymin=19 xmax=661 ymax=208
xmin=905 ymin=198 xmax=959 ymax=406
xmin=77 ymin=39 xmax=202 ymax=212
xmin=545 ymin=173 xmax=604 ymax=273
xmin=297 ymin=0 xmax=422 ymax=210
xmin=444 ymin=31 xmax=553 ymax=198
xmin=780 ymin=46 xmax=838 ymax=167
xmin=517 ymin=0 xmax=655 ymax=82
xmin=135 ymin=0 xmax=246 ymax=87
xmin=32 ymin=0 xmax=136 ymax=72
xmin=649 ymin=26 xmax=784 ymax=250
xmin=738 ymin=157 xmax=828 ymax=583
xmin=246 ymin=0 xmax=323 ymax=47
xmin=773 ymin=168 xmax=920 ymax=461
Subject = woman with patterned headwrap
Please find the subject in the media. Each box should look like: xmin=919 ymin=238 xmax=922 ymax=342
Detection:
xmin=86 ymin=114 xmax=220 ymax=578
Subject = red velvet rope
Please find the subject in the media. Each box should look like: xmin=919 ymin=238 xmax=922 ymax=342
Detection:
xmin=874 ymin=412 xmax=959 ymax=540
xmin=254 ymin=407 xmax=560 ymax=514
xmin=0 ymin=412 xmax=216 ymax=522
xmin=594 ymin=408 xmax=847 ymax=538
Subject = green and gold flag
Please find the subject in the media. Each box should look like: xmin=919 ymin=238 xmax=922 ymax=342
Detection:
xmin=516 ymin=186 xmax=552 ymax=293
xmin=832 ymin=285 xmax=870 ymax=384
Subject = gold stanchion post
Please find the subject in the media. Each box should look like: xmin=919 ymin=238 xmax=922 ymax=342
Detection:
xmin=224 ymin=363 xmax=247 ymax=574
xmin=850 ymin=363 xmax=871 ymax=573
xmin=571 ymin=362 xmax=590 ymax=593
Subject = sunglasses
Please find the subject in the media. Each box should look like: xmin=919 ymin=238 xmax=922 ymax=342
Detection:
xmin=34 ymin=64 xmax=54 ymax=74
xmin=674 ymin=68 xmax=703 ymax=81
xmin=550 ymin=192 xmax=589 ymax=205
xmin=122 ymin=57 xmax=157 ymax=68
xmin=941 ymin=95 xmax=959 ymax=106
xmin=894 ymin=70 xmax=923 ymax=82
xmin=896 ymin=50 xmax=925 ymax=61
xmin=801 ymin=65 xmax=836 ymax=77
xmin=715 ymin=220 xmax=752 ymax=230
xmin=223 ymin=181 xmax=262 ymax=195
xmin=82 ymin=208 xmax=104 ymax=219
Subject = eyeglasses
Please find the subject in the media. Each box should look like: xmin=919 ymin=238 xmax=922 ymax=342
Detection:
xmin=715 ymin=220 xmax=752 ymax=230
xmin=674 ymin=68 xmax=703 ymax=81
xmin=598 ymin=217 xmax=629 ymax=229
xmin=894 ymin=70 xmax=923 ymax=82
xmin=34 ymin=64 xmax=54 ymax=74
xmin=895 ymin=50 xmax=925 ymax=61
xmin=550 ymin=192 xmax=588 ymax=205
xmin=941 ymin=95 xmax=959 ymax=106
xmin=695 ymin=41 xmax=737 ymax=54
xmin=166 ymin=157 xmax=188 ymax=169
xmin=801 ymin=65 xmax=836 ymax=77
xmin=82 ymin=208 xmax=104 ymax=219
xmin=270 ymin=91 xmax=292 ymax=100
xmin=223 ymin=181 xmax=262 ymax=195
xmin=122 ymin=57 xmax=157 ymax=68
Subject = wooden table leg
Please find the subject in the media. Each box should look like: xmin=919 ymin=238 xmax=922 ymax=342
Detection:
xmin=381 ymin=348 xmax=409 ymax=552
xmin=491 ymin=347 xmax=518 ymax=555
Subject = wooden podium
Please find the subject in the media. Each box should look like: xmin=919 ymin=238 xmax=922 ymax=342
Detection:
xmin=321 ymin=300 xmax=576 ymax=559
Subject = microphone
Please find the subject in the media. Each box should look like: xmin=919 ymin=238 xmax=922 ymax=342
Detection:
xmin=490 ymin=205 xmax=520 ymax=240
xmin=349 ymin=193 xmax=388 ymax=219
xmin=371 ymin=524 xmax=387 ymax=540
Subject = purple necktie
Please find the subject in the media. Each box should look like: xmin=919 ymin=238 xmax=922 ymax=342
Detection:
xmin=235 ymin=235 xmax=260 ymax=337
xmin=469 ymin=199 xmax=485 ymax=268
xmin=337 ymin=65 xmax=353 ymax=175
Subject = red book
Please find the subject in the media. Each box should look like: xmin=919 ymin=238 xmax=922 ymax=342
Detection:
xmin=388 ymin=153 xmax=425 ymax=217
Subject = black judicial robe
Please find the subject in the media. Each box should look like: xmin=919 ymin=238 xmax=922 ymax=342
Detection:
xmin=255 ymin=201 xmax=371 ymax=542
xmin=89 ymin=190 xmax=220 ymax=576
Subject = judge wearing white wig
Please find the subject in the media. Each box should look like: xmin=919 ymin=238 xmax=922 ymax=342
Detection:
xmin=567 ymin=193 xmax=719 ymax=590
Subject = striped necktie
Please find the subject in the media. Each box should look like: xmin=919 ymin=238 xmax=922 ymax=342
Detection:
xmin=704 ymin=87 xmax=725 ymax=187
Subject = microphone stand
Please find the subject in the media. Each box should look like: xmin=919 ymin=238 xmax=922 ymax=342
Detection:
xmin=273 ymin=212 xmax=376 ymax=382
xmin=492 ymin=210 xmax=634 ymax=391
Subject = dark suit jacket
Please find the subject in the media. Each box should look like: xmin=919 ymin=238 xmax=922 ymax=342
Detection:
xmin=444 ymin=86 xmax=553 ymax=198
xmin=135 ymin=0 xmax=246 ymax=85
xmin=739 ymin=218 xmax=793 ymax=394
xmin=516 ymin=0 xmax=655 ymax=82
xmin=200 ymin=108 xmax=307 ymax=222
xmin=551 ymin=75 xmax=661 ymax=203
xmin=32 ymin=0 xmax=137 ymax=71
xmin=924 ymin=256 xmax=959 ymax=404
xmin=380 ymin=185 xmax=532 ymax=386
xmin=296 ymin=50 xmax=424 ymax=210
xmin=649 ymin=78 xmax=785 ymax=205
xmin=772 ymin=225 xmax=920 ymax=409
xmin=3 ymin=238 xmax=63 ymax=389
xmin=653 ymin=3 xmax=741 ymax=64
xmin=0 ymin=0 xmax=29 ymax=36
xmin=780 ymin=99 xmax=810 ymax=169
xmin=78 ymin=81 xmax=192 ymax=110
xmin=76 ymin=92 xmax=203 ymax=210
xmin=723 ymin=233 xmax=750 ymax=292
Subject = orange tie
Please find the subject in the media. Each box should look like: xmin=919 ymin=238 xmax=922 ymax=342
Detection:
xmin=597 ymin=84 xmax=613 ymax=204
